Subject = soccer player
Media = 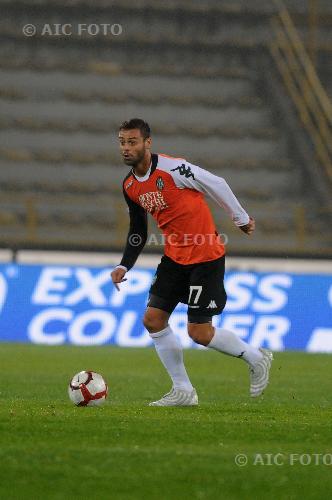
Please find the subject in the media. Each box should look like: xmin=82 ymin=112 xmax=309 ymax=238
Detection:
xmin=111 ymin=118 xmax=273 ymax=406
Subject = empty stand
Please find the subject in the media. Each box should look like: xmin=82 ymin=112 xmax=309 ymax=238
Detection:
xmin=0 ymin=0 xmax=331 ymax=254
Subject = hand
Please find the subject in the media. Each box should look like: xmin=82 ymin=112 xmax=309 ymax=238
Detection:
xmin=239 ymin=216 xmax=255 ymax=235
xmin=111 ymin=267 xmax=127 ymax=291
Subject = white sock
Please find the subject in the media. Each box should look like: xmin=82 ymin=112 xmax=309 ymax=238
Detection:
xmin=208 ymin=327 xmax=263 ymax=367
xmin=150 ymin=326 xmax=194 ymax=392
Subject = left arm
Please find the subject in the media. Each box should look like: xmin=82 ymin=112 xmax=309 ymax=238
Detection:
xmin=170 ymin=160 xmax=251 ymax=228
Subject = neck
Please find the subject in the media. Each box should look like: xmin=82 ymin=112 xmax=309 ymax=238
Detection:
xmin=133 ymin=152 xmax=152 ymax=177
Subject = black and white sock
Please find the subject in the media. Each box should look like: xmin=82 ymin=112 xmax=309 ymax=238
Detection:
xmin=208 ymin=327 xmax=263 ymax=367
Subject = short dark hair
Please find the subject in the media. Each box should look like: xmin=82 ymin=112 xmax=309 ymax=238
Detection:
xmin=119 ymin=118 xmax=151 ymax=139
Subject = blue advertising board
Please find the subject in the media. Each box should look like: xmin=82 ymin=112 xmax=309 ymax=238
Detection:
xmin=0 ymin=263 xmax=331 ymax=351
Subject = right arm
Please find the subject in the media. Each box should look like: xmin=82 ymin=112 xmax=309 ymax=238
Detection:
xmin=111 ymin=189 xmax=148 ymax=290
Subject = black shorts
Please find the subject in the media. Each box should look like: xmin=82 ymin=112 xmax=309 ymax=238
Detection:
xmin=147 ymin=255 xmax=227 ymax=323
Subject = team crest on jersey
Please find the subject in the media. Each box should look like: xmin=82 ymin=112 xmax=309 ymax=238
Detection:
xmin=171 ymin=163 xmax=195 ymax=180
xmin=156 ymin=176 xmax=164 ymax=191
xmin=125 ymin=180 xmax=133 ymax=190
xmin=139 ymin=191 xmax=168 ymax=213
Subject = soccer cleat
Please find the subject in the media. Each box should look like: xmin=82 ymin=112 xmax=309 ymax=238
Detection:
xmin=149 ymin=387 xmax=198 ymax=407
xmin=249 ymin=348 xmax=273 ymax=398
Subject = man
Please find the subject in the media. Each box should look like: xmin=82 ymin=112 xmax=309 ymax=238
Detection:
xmin=111 ymin=118 xmax=273 ymax=406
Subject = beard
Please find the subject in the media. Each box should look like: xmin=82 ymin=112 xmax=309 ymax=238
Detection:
xmin=123 ymin=157 xmax=136 ymax=166
xmin=122 ymin=148 xmax=145 ymax=166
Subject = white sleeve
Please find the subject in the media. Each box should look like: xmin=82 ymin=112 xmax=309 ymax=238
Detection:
xmin=169 ymin=160 xmax=250 ymax=226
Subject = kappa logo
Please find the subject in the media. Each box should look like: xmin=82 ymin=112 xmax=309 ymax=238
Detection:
xmin=171 ymin=163 xmax=195 ymax=180
xmin=125 ymin=180 xmax=133 ymax=190
xmin=156 ymin=176 xmax=164 ymax=191
xmin=151 ymin=275 xmax=157 ymax=286
xmin=207 ymin=300 xmax=217 ymax=309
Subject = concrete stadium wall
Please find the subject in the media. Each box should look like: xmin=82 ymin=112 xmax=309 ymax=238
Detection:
xmin=14 ymin=250 xmax=332 ymax=274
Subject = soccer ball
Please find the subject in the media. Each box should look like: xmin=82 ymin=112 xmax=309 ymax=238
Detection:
xmin=68 ymin=371 xmax=108 ymax=406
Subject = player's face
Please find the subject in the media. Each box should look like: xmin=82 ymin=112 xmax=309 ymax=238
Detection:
xmin=118 ymin=129 xmax=151 ymax=166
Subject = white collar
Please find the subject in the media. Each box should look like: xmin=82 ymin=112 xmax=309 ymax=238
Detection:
xmin=132 ymin=163 xmax=152 ymax=182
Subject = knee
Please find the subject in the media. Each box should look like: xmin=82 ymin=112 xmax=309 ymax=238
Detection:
xmin=143 ymin=310 xmax=168 ymax=333
xmin=188 ymin=323 xmax=214 ymax=346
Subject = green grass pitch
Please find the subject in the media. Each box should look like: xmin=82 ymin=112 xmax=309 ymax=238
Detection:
xmin=0 ymin=344 xmax=331 ymax=499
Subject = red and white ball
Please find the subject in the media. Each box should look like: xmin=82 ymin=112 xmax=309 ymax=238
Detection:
xmin=68 ymin=371 xmax=108 ymax=406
